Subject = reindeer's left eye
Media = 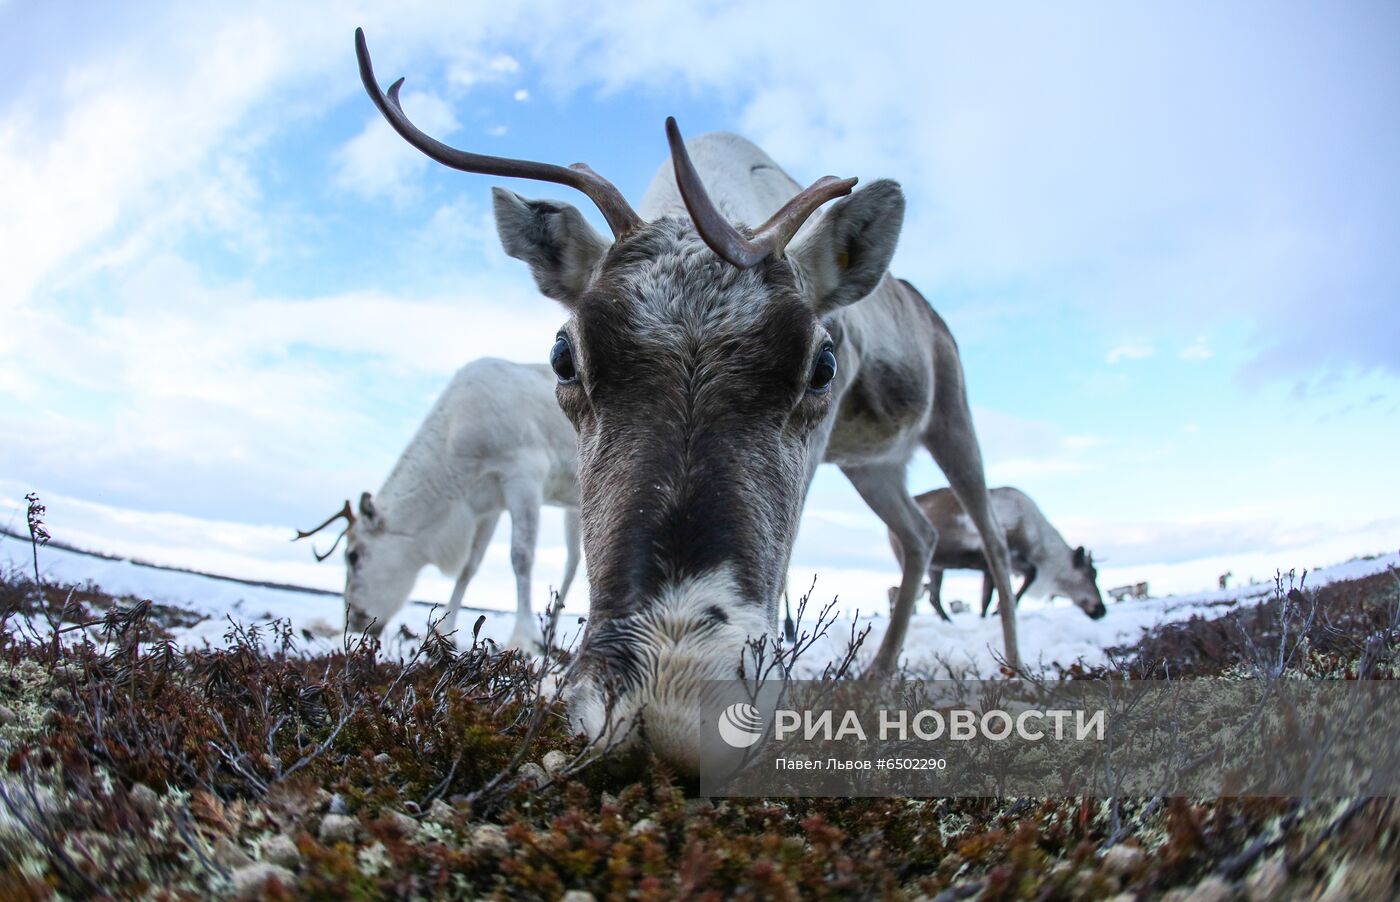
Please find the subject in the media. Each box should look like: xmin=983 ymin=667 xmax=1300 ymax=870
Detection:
xmin=346 ymin=549 xmax=359 ymax=566
xmin=808 ymin=345 xmax=837 ymax=395
xmin=550 ymin=335 xmax=579 ymax=384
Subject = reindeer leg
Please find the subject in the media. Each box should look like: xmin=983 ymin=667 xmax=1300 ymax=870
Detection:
xmin=1015 ymin=564 xmax=1036 ymax=603
xmin=557 ymin=507 xmax=581 ymax=605
xmin=980 ymin=571 xmax=995 ymax=617
xmin=928 ymin=568 xmax=950 ymax=621
xmin=923 ymin=401 xmax=1021 ymax=673
xmin=505 ymin=484 xmax=544 ymax=653
xmin=440 ymin=511 xmax=500 ymax=639
xmin=843 ymin=464 xmax=936 ymax=679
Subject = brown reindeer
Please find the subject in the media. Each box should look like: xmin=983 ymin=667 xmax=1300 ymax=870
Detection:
xmin=890 ymin=486 xmax=1105 ymax=621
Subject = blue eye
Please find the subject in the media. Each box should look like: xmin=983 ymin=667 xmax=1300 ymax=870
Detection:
xmin=808 ymin=345 xmax=837 ymax=394
xmin=550 ymin=335 xmax=578 ymax=384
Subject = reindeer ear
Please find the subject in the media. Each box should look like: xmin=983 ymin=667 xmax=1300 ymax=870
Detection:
xmin=359 ymin=492 xmax=377 ymax=523
xmin=492 ymin=188 xmax=610 ymax=307
xmin=788 ymin=179 xmax=904 ymax=315
xmin=1073 ymin=546 xmax=1086 ymax=567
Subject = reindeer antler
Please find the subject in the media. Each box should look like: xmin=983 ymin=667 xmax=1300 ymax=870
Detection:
xmin=665 ymin=117 xmax=857 ymax=268
xmin=355 ymin=28 xmax=642 ymax=238
xmin=293 ymin=500 xmax=355 ymax=562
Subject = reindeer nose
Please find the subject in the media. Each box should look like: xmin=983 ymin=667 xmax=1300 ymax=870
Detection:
xmin=1089 ymin=603 xmax=1107 ymax=620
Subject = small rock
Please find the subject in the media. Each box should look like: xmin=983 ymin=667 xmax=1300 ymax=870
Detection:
xmin=629 ymin=817 xmax=659 ymax=836
xmin=1101 ymin=844 xmax=1145 ymax=877
xmin=1184 ymin=877 xmax=1233 ymax=902
xmin=373 ymin=752 xmax=392 ymax=767
xmin=541 ymin=750 xmax=570 ymax=776
xmin=230 ymin=863 xmax=295 ymax=899
xmin=213 ymin=838 xmax=253 ymax=869
xmin=426 ymin=798 xmax=456 ymax=826
xmin=382 ymin=809 xmax=419 ymax=838
xmin=327 ymin=793 xmax=348 ymax=815
xmin=318 ymin=813 xmax=357 ymax=844
xmin=561 ymin=892 xmax=597 ymax=902
xmin=261 ymin=834 xmax=301 ymax=868
xmin=52 ymin=661 xmax=83 ymax=679
xmin=129 ymin=783 xmax=159 ymax=816
xmin=600 ymin=792 xmax=619 ymax=809
xmin=0 ymin=704 xmax=15 ymax=726
xmin=517 ymin=762 xmax=547 ymax=787
xmin=48 ymin=688 xmax=72 ymax=707
xmin=469 ymin=823 xmax=510 ymax=856
xmin=1246 ymin=857 xmax=1286 ymax=901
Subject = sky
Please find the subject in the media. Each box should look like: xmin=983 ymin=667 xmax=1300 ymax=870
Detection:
xmin=2 ymin=1 xmax=1398 ymax=617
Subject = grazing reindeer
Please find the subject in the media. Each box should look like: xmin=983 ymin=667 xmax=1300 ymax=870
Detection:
xmin=356 ymin=29 xmax=1021 ymax=770
xmin=889 ymin=486 xmax=1105 ymax=621
xmin=294 ymin=358 xmax=580 ymax=649
xmin=1107 ymin=582 xmax=1150 ymax=602
xmin=1218 ymin=571 xmax=1232 ymax=590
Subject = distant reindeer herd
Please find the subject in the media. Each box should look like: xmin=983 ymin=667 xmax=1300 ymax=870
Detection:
xmin=293 ymin=27 xmax=1117 ymax=771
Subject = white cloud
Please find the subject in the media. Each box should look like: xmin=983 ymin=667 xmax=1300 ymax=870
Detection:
xmin=513 ymin=88 xmax=530 ymax=102
xmin=0 ymin=247 xmax=566 ymax=524
xmin=447 ymin=51 xmax=522 ymax=88
xmin=331 ymin=92 xmax=459 ymax=203
xmin=1106 ymin=344 xmax=1156 ymax=364
xmin=488 ymin=54 xmax=520 ymax=74
xmin=1180 ymin=338 xmax=1214 ymax=361
xmin=0 ymin=9 xmax=298 ymax=313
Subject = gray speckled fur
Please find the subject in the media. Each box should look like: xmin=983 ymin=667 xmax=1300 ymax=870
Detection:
xmin=491 ymin=132 xmax=1022 ymax=767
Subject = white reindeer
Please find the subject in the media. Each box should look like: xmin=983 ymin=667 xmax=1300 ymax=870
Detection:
xmin=294 ymin=358 xmax=580 ymax=650
xmin=889 ymin=486 xmax=1105 ymax=620
xmin=356 ymin=30 xmax=1022 ymax=772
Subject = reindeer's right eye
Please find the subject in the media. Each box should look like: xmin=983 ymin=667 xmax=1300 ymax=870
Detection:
xmin=807 ymin=344 xmax=838 ymax=395
xmin=550 ymin=335 xmax=579 ymax=384
xmin=346 ymin=549 xmax=359 ymax=566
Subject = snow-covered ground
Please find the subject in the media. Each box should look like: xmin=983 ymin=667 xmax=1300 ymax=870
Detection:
xmin=6 ymin=529 xmax=1395 ymax=676
xmin=802 ymin=552 xmax=1398 ymax=678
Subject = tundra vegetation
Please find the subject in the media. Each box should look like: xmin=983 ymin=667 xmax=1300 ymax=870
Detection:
xmin=2 ymin=532 xmax=1397 ymax=899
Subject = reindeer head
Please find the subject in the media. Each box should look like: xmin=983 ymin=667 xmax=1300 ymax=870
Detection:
xmin=1062 ymin=546 xmax=1107 ymax=619
xmin=295 ymin=492 xmax=417 ymax=637
xmin=357 ymin=30 xmax=905 ymax=770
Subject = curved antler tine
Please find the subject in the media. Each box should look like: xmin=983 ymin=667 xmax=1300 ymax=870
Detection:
xmin=355 ymin=28 xmax=641 ymax=237
xmin=665 ymin=117 xmax=768 ymax=268
xmin=313 ymin=529 xmax=349 ymax=563
xmin=666 ymin=117 xmax=856 ymax=267
xmin=293 ymin=499 xmax=355 ymax=542
xmin=751 ymin=174 xmax=858 ymax=256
